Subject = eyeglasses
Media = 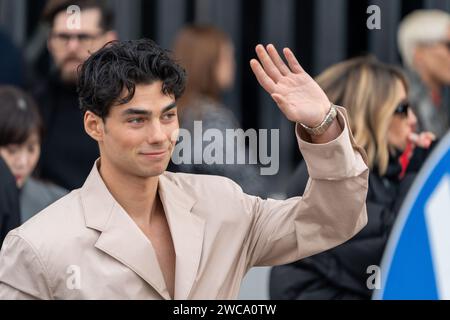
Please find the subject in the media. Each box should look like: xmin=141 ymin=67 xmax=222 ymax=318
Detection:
xmin=50 ymin=32 xmax=105 ymax=48
xmin=393 ymin=100 xmax=410 ymax=118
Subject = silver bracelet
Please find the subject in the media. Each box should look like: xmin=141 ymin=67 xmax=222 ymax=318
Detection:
xmin=299 ymin=104 xmax=337 ymax=136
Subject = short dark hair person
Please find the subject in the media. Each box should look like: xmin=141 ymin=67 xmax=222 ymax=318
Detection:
xmin=77 ymin=39 xmax=186 ymax=120
xmin=0 ymin=86 xmax=43 ymax=147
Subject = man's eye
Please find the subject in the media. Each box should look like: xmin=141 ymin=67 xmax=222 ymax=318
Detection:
xmin=128 ymin=118 xmax=145 ymax=124
xmin=162 ymin=113 xmax=176 ymax=120
xmin=58 ymin=34 xmax=71 ymax=41
xmin=78 ymin=34 xmax=91 ymax=41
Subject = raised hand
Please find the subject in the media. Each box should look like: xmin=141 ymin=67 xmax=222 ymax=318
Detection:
xmin=250 ymin=44 xmax=331 ymax=128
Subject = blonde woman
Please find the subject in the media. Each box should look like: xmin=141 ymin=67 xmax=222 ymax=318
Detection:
xmin=270 ymin=56 xmax=436 ymax=300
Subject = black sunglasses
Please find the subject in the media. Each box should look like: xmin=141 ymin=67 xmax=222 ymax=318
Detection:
xmin=394 ymin=100 xmax=410 ymax=117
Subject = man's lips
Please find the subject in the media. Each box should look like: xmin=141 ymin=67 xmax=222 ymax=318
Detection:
xmin=140 ymin=150 xmax=167 ymax=155
xmin=139 ymin=150 xmax=168 ymax=159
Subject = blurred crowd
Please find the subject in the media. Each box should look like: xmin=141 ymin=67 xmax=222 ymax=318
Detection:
xmin=0 ymin=0 xmax=449 ymax=300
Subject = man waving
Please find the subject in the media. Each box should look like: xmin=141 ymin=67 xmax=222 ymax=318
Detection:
xmin=0 ymin=39 xmax=368 ymax=299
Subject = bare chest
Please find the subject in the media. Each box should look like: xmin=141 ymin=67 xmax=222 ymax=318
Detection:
xmin=141 ymin=211 xmax=176 ymax=298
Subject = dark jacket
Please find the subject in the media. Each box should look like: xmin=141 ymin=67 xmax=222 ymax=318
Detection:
xmin=270 ymin=145 xmax=435 ymax=300
xmin=33 ymin=73 xmax=99 ymax=190
xmin=0 ymin=157 xmax=20 ymax=247
xmin=0 ymin=30 xmax=25 ymax=88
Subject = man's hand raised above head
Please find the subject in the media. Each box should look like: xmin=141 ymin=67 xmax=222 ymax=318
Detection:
xmin=250 ymin=44 xmax=341 ymax=143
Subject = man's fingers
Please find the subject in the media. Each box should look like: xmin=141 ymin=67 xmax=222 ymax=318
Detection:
xmin=250 ymin=59 xmax=276 ymax=93
xmin=255 ymin=44 xmax=283 ymax=82
xmin=283 ymin=48 xmax=305 ymax=74
xmin=266 ymin=44 xmax=290 ymax=76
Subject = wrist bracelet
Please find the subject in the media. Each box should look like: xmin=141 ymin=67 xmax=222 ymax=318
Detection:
xmin=299 ymin=104 xmax=337 ymax=136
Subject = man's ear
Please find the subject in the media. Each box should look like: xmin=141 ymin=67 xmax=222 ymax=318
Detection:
xmin=84 ymin=111 xmax=105 ymax=142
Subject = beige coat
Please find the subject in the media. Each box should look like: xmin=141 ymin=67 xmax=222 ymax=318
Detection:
xmin=0 ymin=108 xmax=369 ymax=300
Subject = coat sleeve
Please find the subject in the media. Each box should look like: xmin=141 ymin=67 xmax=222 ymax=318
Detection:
xmin=0 ymin=231 xmax=53 ymax=299
xmin=242 ymin=107 xmax=369 ymax=268
xmin=269 ymin=201 xmax=393 ymax=300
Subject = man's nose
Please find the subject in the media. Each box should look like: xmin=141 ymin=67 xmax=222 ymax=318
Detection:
xmin=67 ymin=37 xmax=81 ymax=51
xmin=147 ymin=120 xmax=167 ymax=144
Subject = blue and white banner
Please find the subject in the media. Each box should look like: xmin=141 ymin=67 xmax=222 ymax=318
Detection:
xmin=373 ymin=131 xmax=450 ymax=300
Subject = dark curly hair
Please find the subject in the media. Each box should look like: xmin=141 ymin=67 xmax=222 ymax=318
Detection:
xmin=77 ymin=39 xmax=186 ymax=119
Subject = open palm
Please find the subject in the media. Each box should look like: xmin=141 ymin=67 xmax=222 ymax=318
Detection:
xmin=250 ymin=44 xmax=330 ymax=127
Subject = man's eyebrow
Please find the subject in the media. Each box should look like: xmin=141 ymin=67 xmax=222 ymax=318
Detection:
xmin=121 ymin=102 xmax=176 ymax=117
xmin=161 ymin=102 xmax=177 ymax=113
xmin=121 ymin=108 xmax=150 ymax=116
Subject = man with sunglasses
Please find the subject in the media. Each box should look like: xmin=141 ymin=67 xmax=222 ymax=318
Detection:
xmin=33 ymin=0 xmax=117 ymax=190
xmin=398 ymin=10 xmax=450 ymax=139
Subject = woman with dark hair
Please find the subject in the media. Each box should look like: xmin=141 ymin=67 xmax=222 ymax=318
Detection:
xmin=171 ymin=25 xmax=267 ymax=197
xmin=0 ymin=86 xmax=67 ymax=223
xmin=270 ymin=56 xmax=436 ymax=300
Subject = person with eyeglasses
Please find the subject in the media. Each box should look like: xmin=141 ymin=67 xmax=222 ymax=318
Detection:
xmin=32 ymin=0 xmax=117 ymax=191
xmin=270 ymin=56 xmax=436 ymax=300
xmin=398 ymin=10 xmax=450 ymax=139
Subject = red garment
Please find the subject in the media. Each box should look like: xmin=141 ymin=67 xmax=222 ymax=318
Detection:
xmin=399 ymin=142 xmax=413 ymax=179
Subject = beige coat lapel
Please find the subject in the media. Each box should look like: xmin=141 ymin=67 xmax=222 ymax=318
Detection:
xmin=80 ymin=164 xmax=171 ymax=300
xmin=158 ymin=174 xmax=205 ymax=300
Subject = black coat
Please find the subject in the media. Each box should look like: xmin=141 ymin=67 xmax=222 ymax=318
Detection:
xmin=33 ymin=73 xmax=99 ymax=190
xmin=270 ymin=145 xmax=434 ymax=300
xmin=0 ymin=157 xmax=20 ymax=247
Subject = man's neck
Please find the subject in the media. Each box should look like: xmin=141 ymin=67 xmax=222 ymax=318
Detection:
xmin=98 ymin=159 xmax=160 ymax=225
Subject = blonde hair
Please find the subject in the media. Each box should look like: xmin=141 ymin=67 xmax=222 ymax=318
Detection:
xmin=398 ymin=10 xmax=450 ymax=68
xmin=316 ymin=56 xmax=408 ymax=175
